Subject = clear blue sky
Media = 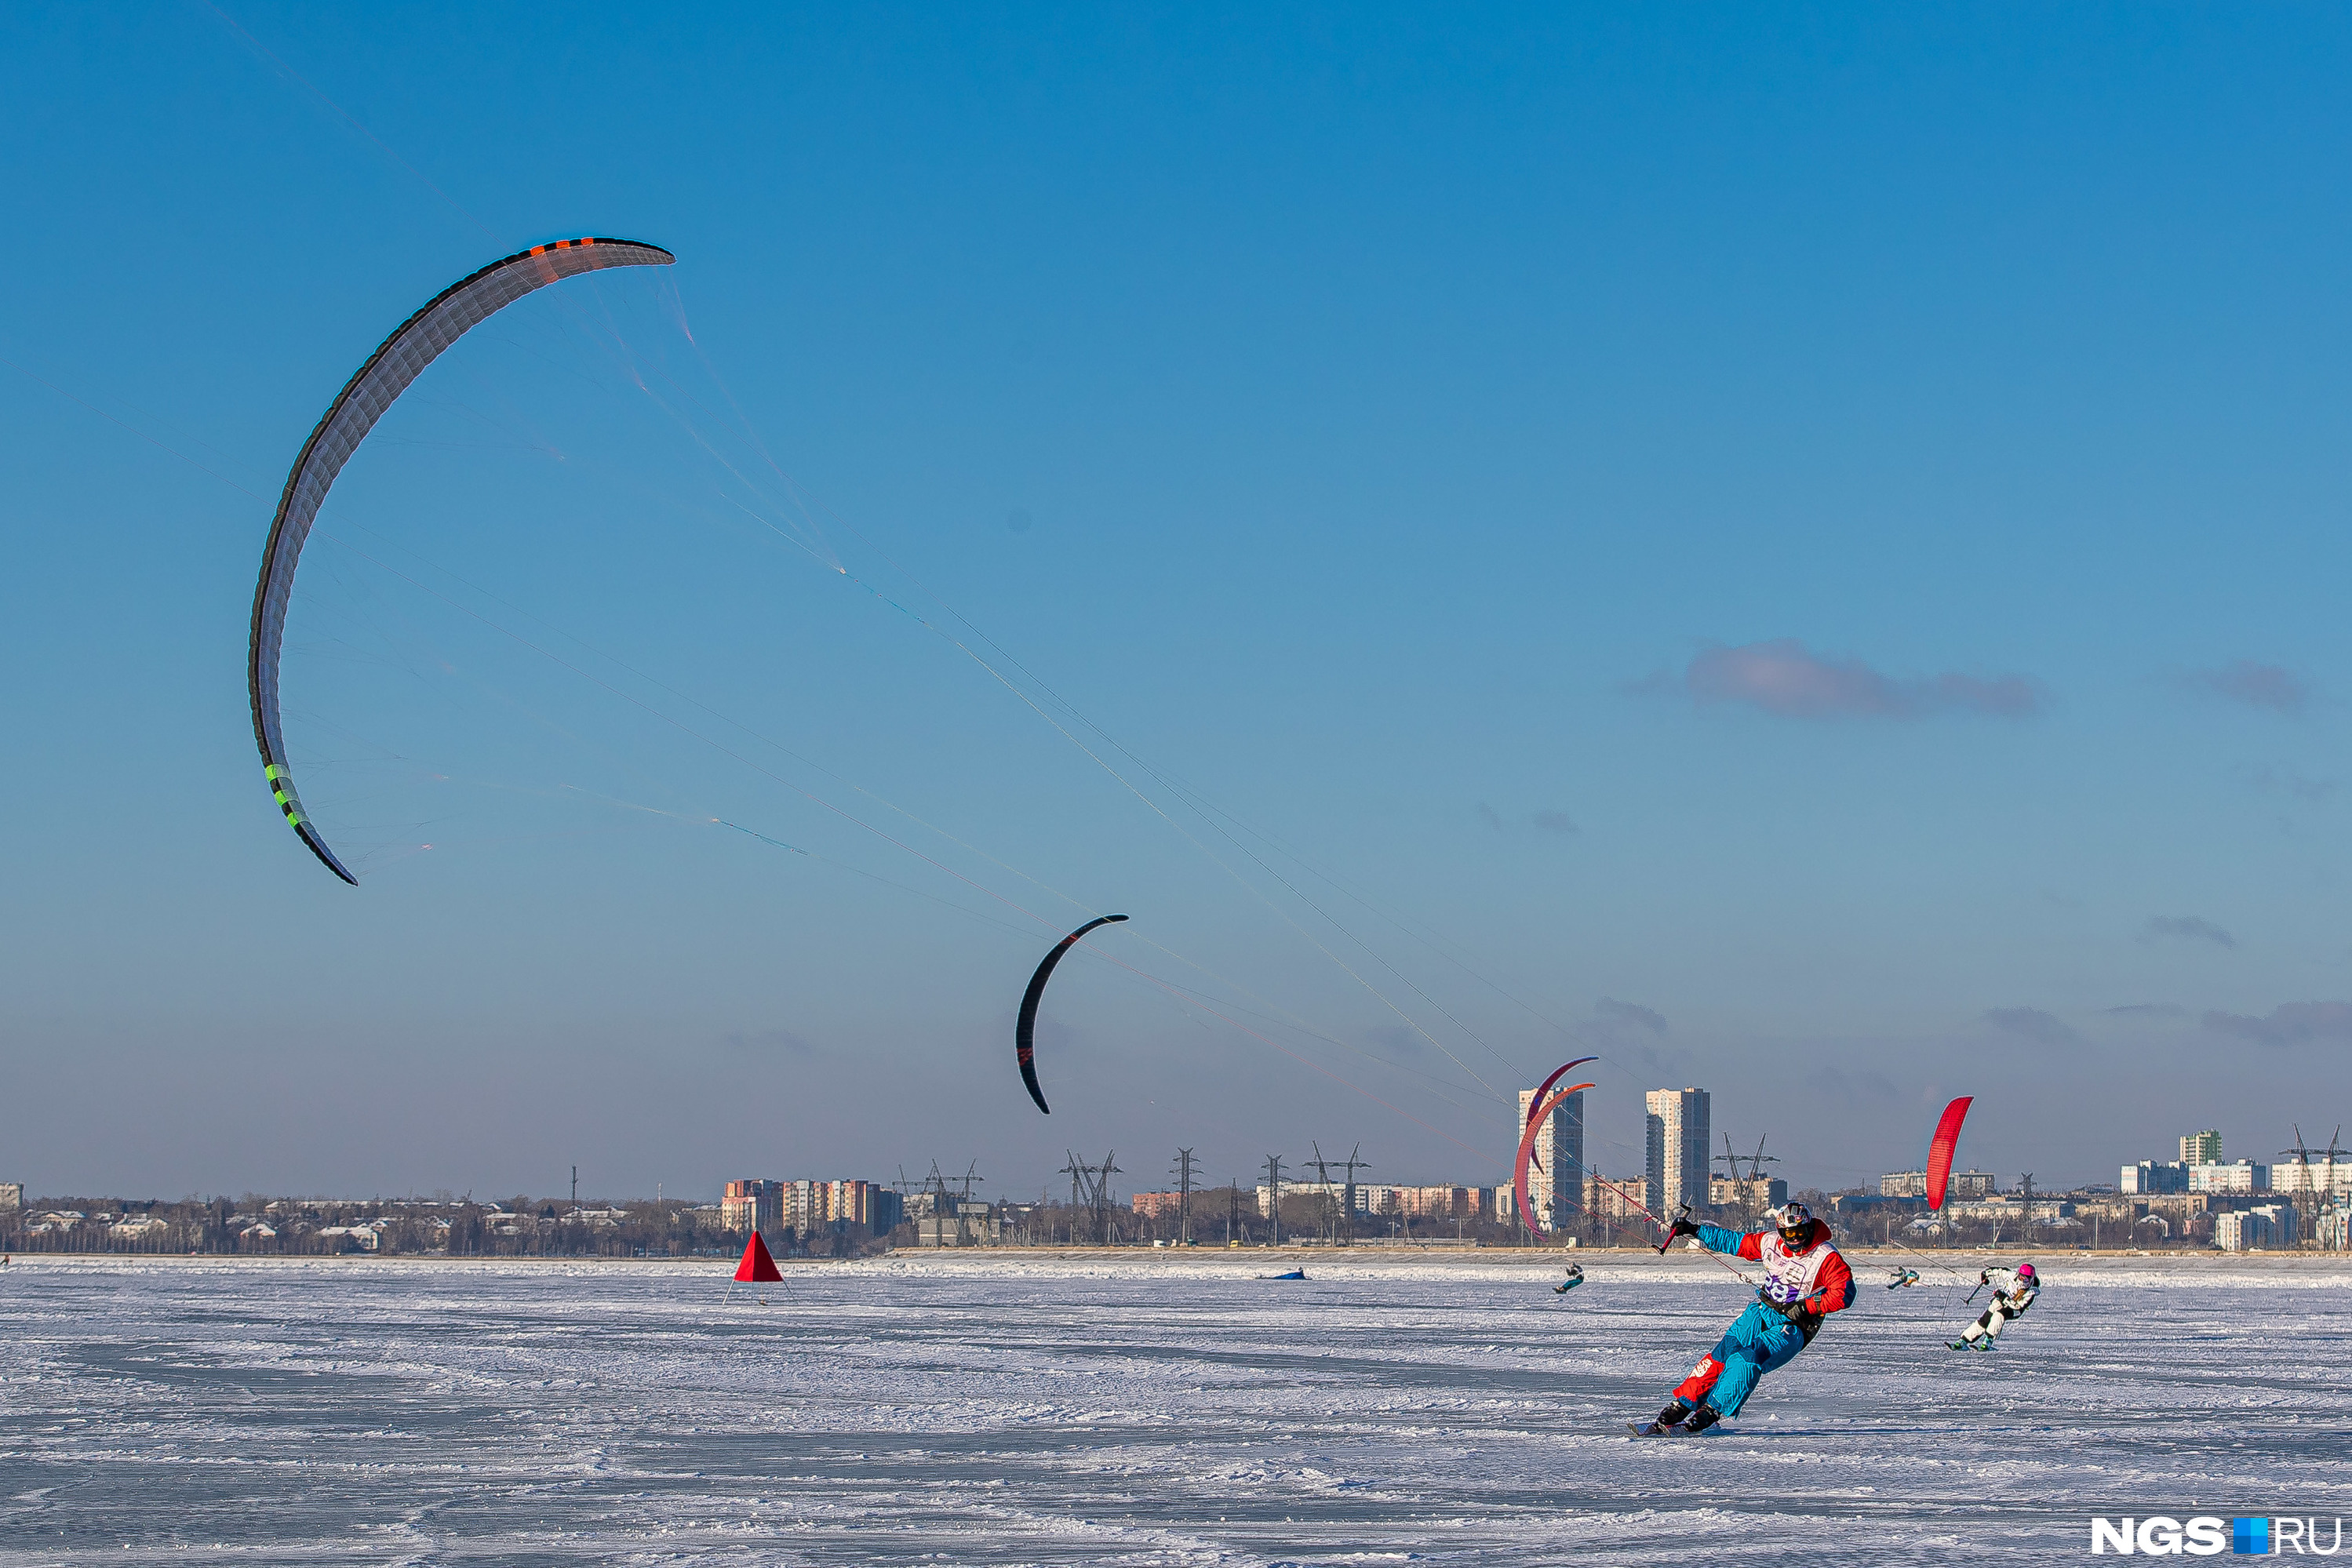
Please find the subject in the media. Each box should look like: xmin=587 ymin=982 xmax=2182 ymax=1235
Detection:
xmin=2 ymin=4 xmax=2346 ymax=1203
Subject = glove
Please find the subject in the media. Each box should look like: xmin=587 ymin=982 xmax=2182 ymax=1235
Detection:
xmin=1668 ymin=1217 xmax=1702 ymax=1240
xmin=1979 ymin=1270 xmax=1992 ymax=1285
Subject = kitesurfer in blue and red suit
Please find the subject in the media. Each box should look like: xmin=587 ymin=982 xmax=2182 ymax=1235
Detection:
xmin=1639 ymin=1202 xmax=1855 ymax=1435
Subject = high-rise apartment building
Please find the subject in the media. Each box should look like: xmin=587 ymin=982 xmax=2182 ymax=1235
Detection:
xmin=2180 ymin=1130 xmax=2223 ymax=1165
xmin=2121 ymin=1161 xmax=2190 ymax=1195
xmin=2189 ymin=1160 xmax=2270 ymax=1195
xmin=1645 ymin=1088 xmax=1712 ymax=1217
xmin=722 ymin=1178 xmax=782 ymax=1234
xmin=1517 ymin=1085 xmax=1585 ymax=1228
xmin=781 ymin=1178 xmax=901 ymax=1235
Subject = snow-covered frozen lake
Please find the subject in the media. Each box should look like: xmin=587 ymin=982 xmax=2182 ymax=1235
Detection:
xmin=2 ymin=1253 xmax=2347 ymax=1563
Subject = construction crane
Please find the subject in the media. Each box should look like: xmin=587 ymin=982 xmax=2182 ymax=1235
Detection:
xmin=2278 ymin=1126 xmax=2349 ymax=1210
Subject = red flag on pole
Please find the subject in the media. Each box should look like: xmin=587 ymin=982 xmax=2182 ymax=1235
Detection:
xmin=734 ymin=1231 xmax=783 ymax=1282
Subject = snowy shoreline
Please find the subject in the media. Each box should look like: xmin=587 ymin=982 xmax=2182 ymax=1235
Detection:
xmin=9 ymin=1245 xmax=2350 ymax=1278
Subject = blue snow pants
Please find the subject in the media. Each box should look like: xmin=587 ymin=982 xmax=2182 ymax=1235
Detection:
xmin=1670 ymin=1302 xmax=1805 ymax=1417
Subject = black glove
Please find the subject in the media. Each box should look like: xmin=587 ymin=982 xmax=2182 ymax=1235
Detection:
xmin=1668 ymin=1217 xmax=1702 ymax=1240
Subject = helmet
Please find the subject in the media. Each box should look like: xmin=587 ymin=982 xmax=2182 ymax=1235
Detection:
xmin=2015 ymin=1262 xmax=2036 ymax=1281
xmin=1775 ymin=1202 xmax=1814 ymax=1245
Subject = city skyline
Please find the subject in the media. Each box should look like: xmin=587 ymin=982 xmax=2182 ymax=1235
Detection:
xmin=12 ymin=1103 xmax=2344 ymax=1217
xmin=17 ymin=1105 xmax=2346 ymax=1259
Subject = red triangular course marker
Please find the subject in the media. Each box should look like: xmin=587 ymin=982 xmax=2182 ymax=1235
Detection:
xmin=734 ymin=1231 xmax=783 ymax=1283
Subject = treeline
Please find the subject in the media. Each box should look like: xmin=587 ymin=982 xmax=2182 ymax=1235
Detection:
xmin=6 ymin=1185 xmax=2110 ymax=1258
xmin=0 ymin=1195 xmax=887 ymax=1259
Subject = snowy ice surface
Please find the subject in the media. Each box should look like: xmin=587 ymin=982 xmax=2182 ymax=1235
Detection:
xmin=2 ymin=1253 xmax=2348 ymax=1565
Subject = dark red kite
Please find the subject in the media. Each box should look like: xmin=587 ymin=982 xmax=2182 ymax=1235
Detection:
xmin=1514 ymin=1082 xmax=1595 ymax=1239
xmin=1527 ymin=1057 xmax=1597 ymax=1172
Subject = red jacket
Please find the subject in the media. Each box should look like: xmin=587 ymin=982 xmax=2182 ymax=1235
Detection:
xmin=1706 ymin=1219 xmax=1855 ymax=1315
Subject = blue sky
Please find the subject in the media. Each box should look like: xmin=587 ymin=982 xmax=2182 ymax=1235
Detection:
xmin=2 ymin=4 xmax=2346 ymax=1203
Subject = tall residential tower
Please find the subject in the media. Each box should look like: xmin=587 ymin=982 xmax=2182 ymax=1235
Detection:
xmin=1646 ymin=1088 xmax=1712 ymax=1217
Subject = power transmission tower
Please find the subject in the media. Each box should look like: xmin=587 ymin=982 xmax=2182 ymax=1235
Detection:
xmin=1337 ymin=1144 xmax=1371 ymax=1246
xmin=1262 ymin=1154 xmax=1286 ymax=1246
xmin=1060 ymin=1152 xmax=1092 ymax=1245
xmin=1091 ymin=1151 xmax=1122 ymax=1246
xmin=925 ymin=1160 xmax=954 ymax=1221
xmin=1710 ymin=1135 xmax=1740 ymax=1214
xmin=960 ymin=1161 xmax=986 ymax=1243
xmin=1306 ymin=1143 xmax=1338 ymax=1242
xmin=1710 ymin=1134 xmax=1780 ymax=1222
xmin=1172 ymin=1148 xmax=1197 ymax=1245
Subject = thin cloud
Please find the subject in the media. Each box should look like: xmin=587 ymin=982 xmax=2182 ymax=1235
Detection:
xmin=724 ymin=1028 xmax=820 ymax=1056
xmin=2141 ymin=915 xmax=2237 ymax=950
xmin=1665 ymin=638 xmax=2043 ymax=720
xmin=2103 ymin=1002 xmax=2187 ymax=1019
xmin=1476 ymin=803 xmax=1578 ymax=836
xmin=2172 ymin=660 xmax=2308 ymax=715
xmin=2201 ymin=1001 xmax=2352 ymax=1047
xmin=1983 ymin=1006 xmax=2081 ymax=1046
xmin=1804 ymin=1064 xmax=1900 ymax=1107
xmin=2248 ymin=767 xmax=2337 ymax=803
xmin=1363 ymin=1024 xmax=1429 ymax=1057
xmin=1596 ymin=998 xmax=1667 ymax=1035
